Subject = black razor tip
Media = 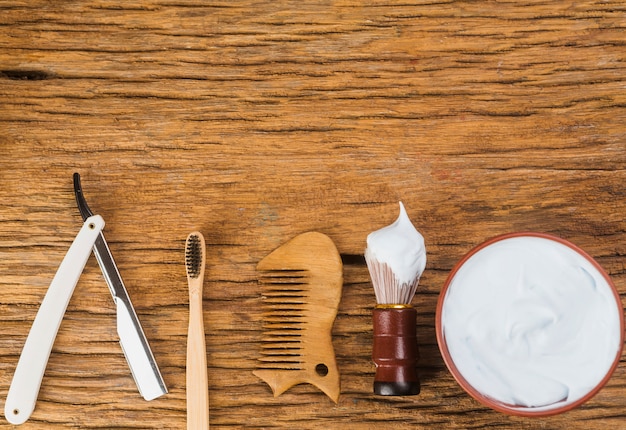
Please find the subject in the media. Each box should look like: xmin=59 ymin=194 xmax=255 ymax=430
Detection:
xmin=73 ymin=173 xmax=94 ymax=221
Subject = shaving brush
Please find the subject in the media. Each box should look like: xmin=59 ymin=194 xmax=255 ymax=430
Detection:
xmin=365 ymin=202 xmax=426 ymax=396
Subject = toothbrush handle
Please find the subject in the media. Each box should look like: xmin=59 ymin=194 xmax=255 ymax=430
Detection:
xmin=4 ymin=215 xmax=104 ymax=425
xmin=187 ymin=279 xmax=209 ymax=430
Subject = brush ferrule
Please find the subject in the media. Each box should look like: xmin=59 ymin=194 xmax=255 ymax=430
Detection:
xmin=375 ymin=304 xmax=413 ymax=310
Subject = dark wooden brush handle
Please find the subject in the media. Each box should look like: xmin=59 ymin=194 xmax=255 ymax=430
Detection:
xmin=372 ymin=306 xmax=420 ymax=396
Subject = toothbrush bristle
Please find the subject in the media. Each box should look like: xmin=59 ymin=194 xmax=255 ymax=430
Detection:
xmin=185 ymin=234 xmax=203 ymax=279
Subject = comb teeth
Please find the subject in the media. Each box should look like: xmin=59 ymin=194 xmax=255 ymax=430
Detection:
xmin=185 ymin=234 xmax=203 ymax=278
xmin=258 ymin=269 xmax=309 ymax=370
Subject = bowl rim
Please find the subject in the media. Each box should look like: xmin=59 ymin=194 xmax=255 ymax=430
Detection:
xmin=435 ymin=231 xmax=625 ymax=417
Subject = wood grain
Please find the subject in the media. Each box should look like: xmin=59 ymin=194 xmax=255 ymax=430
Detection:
xmin=1 ymin=0 xmax=625 ymax=428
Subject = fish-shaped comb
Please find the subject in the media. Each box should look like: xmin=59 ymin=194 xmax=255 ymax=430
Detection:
xmin=253 ymin=232 xmax=342 ymax=403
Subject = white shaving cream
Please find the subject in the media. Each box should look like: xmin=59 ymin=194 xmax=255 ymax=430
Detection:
xmin=441 ymin=235 xmax=622 ymax=411
xmin=365 ymin=202 xmax=426 ymax=304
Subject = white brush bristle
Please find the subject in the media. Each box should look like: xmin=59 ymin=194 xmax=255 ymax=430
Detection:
xmin=365 ymin=255 xmax=420 ymax=305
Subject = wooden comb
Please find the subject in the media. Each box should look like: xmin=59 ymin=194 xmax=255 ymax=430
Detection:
xmin=253 ymin=232 xmax=342 ymax=403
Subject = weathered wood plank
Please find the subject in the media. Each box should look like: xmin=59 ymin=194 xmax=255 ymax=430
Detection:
xmin=1 ymin=0 xmax=625 ymax=428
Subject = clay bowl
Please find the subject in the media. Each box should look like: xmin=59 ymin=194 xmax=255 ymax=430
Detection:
xmin=435 ymin=232 xmax=624 ymax=417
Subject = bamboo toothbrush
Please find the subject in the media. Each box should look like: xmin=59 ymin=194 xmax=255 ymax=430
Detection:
xmin=185 ymin=232 xmax=209 ymax=430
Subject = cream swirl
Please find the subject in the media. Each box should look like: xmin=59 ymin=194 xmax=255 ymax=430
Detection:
xmin=365 ymin=202 xmax=426 ymax=287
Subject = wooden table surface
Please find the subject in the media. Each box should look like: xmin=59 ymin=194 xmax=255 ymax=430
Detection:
xmin=1 ymin=1 xmax=625 ymax=428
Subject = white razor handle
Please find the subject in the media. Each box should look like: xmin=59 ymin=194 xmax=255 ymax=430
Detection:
xmin=5 ymin=215 xmax=104 ymax=425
